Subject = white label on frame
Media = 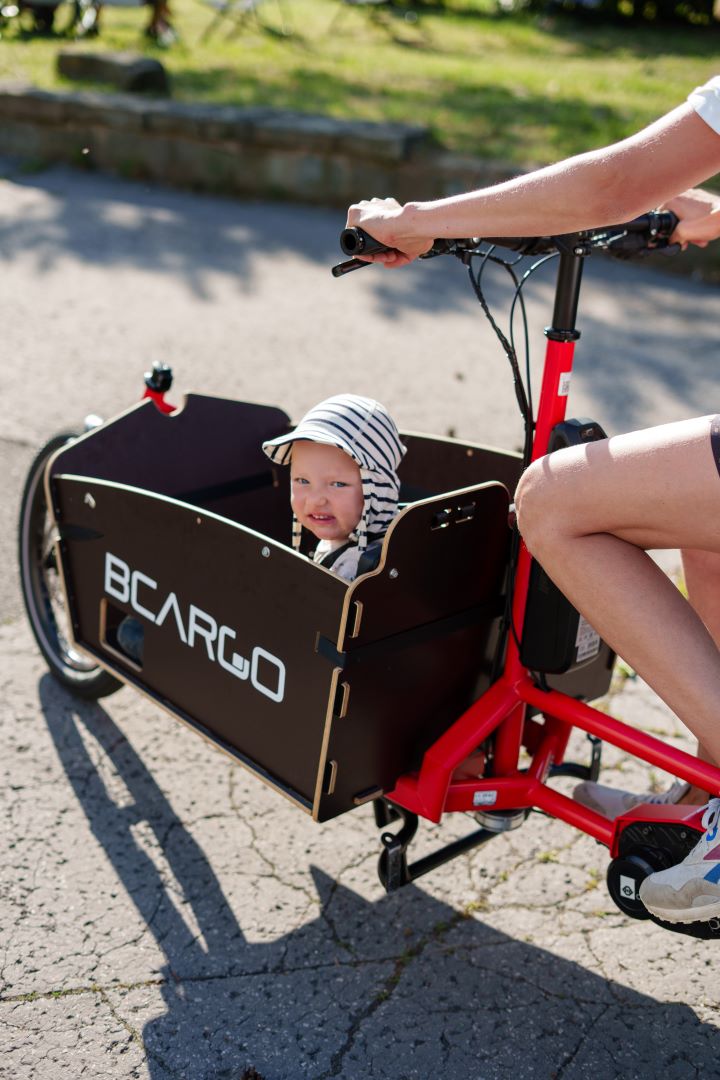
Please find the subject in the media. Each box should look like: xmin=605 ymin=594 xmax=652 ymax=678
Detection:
xmin=473 ymin=790 xmax=498 ymax=807
xmin=575 ymin=615 xmax=601 ymax=663
xmin=619 ymin=875 xmax=637 ymax=900
xmin=558 ymin=371 xmax=572 ymax=397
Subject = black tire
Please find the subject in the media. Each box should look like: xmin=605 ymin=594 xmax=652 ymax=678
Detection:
xmin=18 ymin=431 xmax=123 ymax=700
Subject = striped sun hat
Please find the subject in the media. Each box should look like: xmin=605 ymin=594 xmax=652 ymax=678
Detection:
xmin=262 ymin=394 xmax=406 ymax=552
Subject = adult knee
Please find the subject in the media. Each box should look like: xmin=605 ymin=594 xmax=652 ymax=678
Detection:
xmin=515 ymin=458 xmax=555 ymax=557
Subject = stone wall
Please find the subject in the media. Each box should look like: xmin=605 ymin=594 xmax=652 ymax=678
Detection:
xmin=0 ymin=83 xmax=517 ymax=205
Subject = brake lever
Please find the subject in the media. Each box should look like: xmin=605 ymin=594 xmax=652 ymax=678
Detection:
xmin=606 ymin=237 xmax=682 ymax=261
xmin=331 ymin=257 xmax=373 ymax=277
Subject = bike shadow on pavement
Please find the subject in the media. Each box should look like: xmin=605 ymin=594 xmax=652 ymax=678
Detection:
xmin=38 ymin=676 xmax=716 ymax=1080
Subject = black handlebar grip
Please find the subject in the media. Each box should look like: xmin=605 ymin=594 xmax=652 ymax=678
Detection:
xmin=655 ymin=209 xmax=679 ymax=236
xmin=613 ymin=210 xmax=679 ymax=237
xmin=340 ymin=227 xmax=390 ymax=257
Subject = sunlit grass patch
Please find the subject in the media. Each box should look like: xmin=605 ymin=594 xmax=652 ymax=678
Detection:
xmin=2 ymin=0 xmax=719 ymax=166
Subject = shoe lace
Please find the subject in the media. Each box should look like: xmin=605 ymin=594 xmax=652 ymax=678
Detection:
xmin=701 ymin=797 xmax=720 ymax=839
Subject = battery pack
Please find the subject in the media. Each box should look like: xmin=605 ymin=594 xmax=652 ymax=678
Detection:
xmin=520 ymin=418 xmax=612 ymax=679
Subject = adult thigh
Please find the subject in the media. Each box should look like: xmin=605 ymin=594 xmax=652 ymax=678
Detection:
xmin=516 ymin=415 xmax=720 ymax=553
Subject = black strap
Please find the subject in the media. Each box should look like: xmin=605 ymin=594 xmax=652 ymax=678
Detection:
xmin=57 ymin=524 xmax=104 ymax=542
xmin=316 ymin=597 xmax=503 ymax=669
xmin=175 ymin=469 xmax=275 ymax=505
xmin=317 ymin=541 xmax=355 ymax=570
xmin=316 ymin=532 xmax=385 ymax=572
xmin=356 ymin=538 xmax=384 ymax=576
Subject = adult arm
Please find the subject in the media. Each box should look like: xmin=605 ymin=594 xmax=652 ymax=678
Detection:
xmin=347 ymin=103 xmax=720 ymax=266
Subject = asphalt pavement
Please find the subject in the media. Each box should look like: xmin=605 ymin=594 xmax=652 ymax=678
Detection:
xmin=1 ymin=157 xmax=719 ymax=1079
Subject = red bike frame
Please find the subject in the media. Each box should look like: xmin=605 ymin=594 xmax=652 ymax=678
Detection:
xmin=377 ymin=249 xmax=720 ymax=853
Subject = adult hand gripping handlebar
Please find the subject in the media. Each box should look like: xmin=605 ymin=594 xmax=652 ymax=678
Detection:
xmin=332 ymin=228 xmax=484 ymax=276
xmin=332 ymin=211 xmax=679 ymax=276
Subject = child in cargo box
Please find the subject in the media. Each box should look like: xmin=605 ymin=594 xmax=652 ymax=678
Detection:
xmin=114 ymin=394 xmax=405 ymax=663
xmin=262 ymin=394 xmax=406 ymax=582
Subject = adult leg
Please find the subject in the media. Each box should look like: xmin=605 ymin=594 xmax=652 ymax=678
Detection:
xmin=515 ymin=415 xmax=720 ymax=771
xmin=145 ymin=0 xmax=175 ymax=42
xmin=574 ymin=547 xmax=719 ymax=814
xmin=677 ymin=547 xmax=720 ymax=801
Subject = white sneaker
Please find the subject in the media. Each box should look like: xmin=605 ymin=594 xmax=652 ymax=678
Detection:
xmin=639 ymin=798 xmax=720 ymax=924
xmin=573 ymin=779 xmax=690 ymax=819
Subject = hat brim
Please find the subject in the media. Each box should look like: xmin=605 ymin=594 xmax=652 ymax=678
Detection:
xmin=262 ymin=427 xmax=361 ymax=467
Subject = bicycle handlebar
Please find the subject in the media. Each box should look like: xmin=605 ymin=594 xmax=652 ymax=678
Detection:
xmin=598 ymin=210 xmax=679 ymax=259
xmin=333 ymin=211 xmax=680 ymax=276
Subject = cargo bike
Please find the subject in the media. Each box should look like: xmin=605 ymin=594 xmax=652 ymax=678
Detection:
xmin=19 ymin=211 xmax=720 ymax=940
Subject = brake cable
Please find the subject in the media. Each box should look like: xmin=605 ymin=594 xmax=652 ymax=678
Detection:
xmin=463 ymin=244 xmax=565 ymax=673
xmin=466 ymin=249 xmax=535 ymax=465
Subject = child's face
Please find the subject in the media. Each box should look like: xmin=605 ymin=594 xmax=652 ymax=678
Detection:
xmin=290 ymin=441 xmax=364 ymax=544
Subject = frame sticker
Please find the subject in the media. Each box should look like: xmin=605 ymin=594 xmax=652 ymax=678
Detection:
xmin=575 ymin=615 xmax=601 ymax=663
xmin=558 ymin=371 xmax=572 ymax=397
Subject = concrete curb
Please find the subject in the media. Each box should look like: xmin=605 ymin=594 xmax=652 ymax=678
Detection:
xmin=0 ymin=82 xmax=517 ymax=205
xmin=3 ymin=81 xmax=717 ymax=281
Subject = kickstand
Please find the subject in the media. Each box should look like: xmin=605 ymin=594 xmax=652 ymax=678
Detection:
xmin=374 ymin=799 xmax=501 ymax=894
xmin=378 ymin=808 xmax=419 ymax=891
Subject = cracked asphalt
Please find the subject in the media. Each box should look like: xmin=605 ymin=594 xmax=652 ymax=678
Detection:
xmin=1 ymin=158 xmax=719 ymax=1079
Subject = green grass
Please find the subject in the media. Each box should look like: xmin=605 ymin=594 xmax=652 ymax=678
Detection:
xmin=2 ymin=1 xmax=719 ymax=166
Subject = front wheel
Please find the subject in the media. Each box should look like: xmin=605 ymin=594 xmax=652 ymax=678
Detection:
xmin=18 ymin=431 xmax=123 ymax=699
